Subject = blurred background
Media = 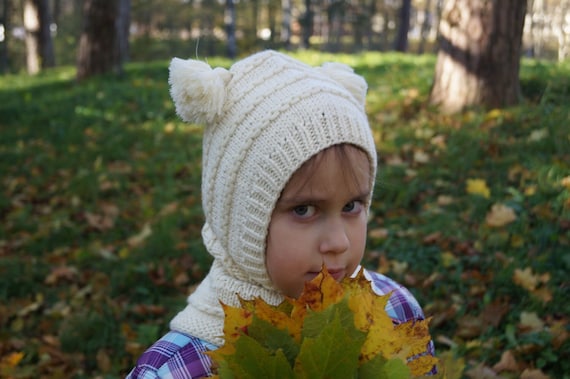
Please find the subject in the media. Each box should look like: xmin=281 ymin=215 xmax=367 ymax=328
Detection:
xmin=1 ymin=0 xmax=569 ymax=76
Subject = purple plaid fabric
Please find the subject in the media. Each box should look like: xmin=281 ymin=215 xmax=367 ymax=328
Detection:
xmin=126 ymin=270 xmax=436 ymax=378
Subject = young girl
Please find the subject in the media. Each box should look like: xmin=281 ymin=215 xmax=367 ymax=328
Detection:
xmin=127 ymin=50 xmax=435 ymax=378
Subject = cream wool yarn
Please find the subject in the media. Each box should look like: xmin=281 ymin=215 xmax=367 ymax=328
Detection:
xmin=169 ymin=50 xmax=378 ymax=346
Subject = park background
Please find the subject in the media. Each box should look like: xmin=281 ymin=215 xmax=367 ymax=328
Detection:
xmin=0 ymin=0 xmax=569 ymax=378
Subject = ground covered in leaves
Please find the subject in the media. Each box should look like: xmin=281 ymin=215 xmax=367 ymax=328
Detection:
xmin=0 ymin=52 xmax=568 ymax=378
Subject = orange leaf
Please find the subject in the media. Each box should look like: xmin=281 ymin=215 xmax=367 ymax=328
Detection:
xmin=290 ymin=268 xmax=344 ymax=322
xmin=1 ymin=352 xmax=24 ymax=367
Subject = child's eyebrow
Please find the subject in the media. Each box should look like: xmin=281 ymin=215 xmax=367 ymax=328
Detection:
xmin=278 ymin=189 xmax=371 ymax=206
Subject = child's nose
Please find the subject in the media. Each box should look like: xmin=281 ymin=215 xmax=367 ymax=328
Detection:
xmin=319 ymin=218 xmax=349 ymax=255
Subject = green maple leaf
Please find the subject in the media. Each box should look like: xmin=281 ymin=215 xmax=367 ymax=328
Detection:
xmin=221 ymin=333 xmax=295 ymax=379
xmin=294 ymin=309 xmax=364 ymax=378
xmin=247 ymin=315 xmax=299 ymax=366
xmin=358 ymin=354 xmax=411 ymax=379
xmin=302 ymin=297 xmax=358 ymax=340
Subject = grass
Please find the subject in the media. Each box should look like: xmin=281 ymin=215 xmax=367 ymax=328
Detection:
xmin=0 ymin=51 xmax=569 ymax=378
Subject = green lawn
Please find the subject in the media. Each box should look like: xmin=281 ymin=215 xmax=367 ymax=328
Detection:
xmin=0 ymin=52 xmax=568 ymax=378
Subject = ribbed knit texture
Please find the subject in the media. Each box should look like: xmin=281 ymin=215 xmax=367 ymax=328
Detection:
xmin=169 ymin=50 xmax=377 ymax=346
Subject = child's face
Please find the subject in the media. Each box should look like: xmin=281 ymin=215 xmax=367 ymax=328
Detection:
xmin=266 ymin=145 xmax=371 ymax=298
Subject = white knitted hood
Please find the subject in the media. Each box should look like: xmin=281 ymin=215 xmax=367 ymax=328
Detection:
xmin=168 ymin=50 xmax=377 ymax=346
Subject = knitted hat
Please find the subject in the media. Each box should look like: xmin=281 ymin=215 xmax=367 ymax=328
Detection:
xmin=169 ymin=50 xmax=377 ymax=346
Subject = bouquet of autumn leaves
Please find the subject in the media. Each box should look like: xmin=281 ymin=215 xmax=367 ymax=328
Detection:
xmin=208 ymin=268 xmax=441 ymax=378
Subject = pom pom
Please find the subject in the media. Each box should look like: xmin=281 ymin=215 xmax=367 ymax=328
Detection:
xmin=169 ymin=58 xmax=232 ymax=125
xmin=319 ymin=62 xmax=367 ymax=106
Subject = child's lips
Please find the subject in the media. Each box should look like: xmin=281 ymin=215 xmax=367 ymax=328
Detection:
xmin=307 ymin=268 xmax=345 ymax=281
xmin=326 ymin=268 xmax=345 ymax=281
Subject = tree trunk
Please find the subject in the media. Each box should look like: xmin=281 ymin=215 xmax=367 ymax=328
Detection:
xmin=417 ymin=0 xmax=432 ymax=54
xmin=24 ymin=0 xmax=40 ymax=74
xmin=393 ymin=0 xmax=411 ymax=52
xmin=553 ymin=0 xmax=570 ymax=61
xmin=251 ymin=0 xmax=258 ymax=41
xmin=76 ymin=0 xmax=118 ymax=81
xmin=24 ymin=0 xmax=55 ymax=74
xmin=36 ymin=0 xmax=54 ymax=68
xmin=224 ymin=0 xmax=236 ymax=59
xmin=429 ymin=0 xmax=527 ymax=114
xmin=268 ymin=0 xmax=276 ymax=43
xmin=281 ymin=0 xmax=291 ymax=48
xmin=116 ymin=0 xmax=130 ymax=76
xmin=300 ymin=0 xmax=312 ymax=49
xmin=0 ymin=0 xmax=10 ymax=73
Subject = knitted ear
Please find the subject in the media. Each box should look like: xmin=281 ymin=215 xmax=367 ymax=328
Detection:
xmin=319 ymin=62 xmax=367 ymax=106
xmin=168 ymin=58 xmax=231 ymax=125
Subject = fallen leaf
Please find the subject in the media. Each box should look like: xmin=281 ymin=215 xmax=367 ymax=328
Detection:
xmin=481 ymin=300 xmax=509 ymax=328
xmin=85 ymin=203 xmax=119 ymax=231
xmin=430 ymin=134 xmax=447 ymax=149
xmin=368 ymin=228 xmax=389 ymax=240
xmin=391 ymin=261 xmax=408 ymax=276
xmin=465 ymin=363 xmax=499 ymax=378
xmin=385 ymin=154 xmax=405 ymax=166
xmin=44 ymin=265 xmax=79 ymax=285
xmin=437 ymin=195 xmax=454 ymax=206
xmin=466 ymin=178 xmax=491 ymax=198
xmin=492 ymin=350 xmax=519 ymax=373
xmin=520 ymin=368 xmax=550 ymax=379
xmin=413 ymin=149 xmax=430 ymax=164
xmin=486 ymin=203 xmax=516 ymax=227
xmin=531 ymin=287 xmax=553 ymax=304
xmin=440 ymin=251 xmax=458 ymax=268
xmin=519 ymin=312 xmax=545 ymax=333
xmin=422 ymin=231 xmax=441 ymax=244
xmin=456 ymin=315 xmax=484 ymax=339
xmin=549 ymin=319 xmax=569 ymax=349
xmin=1 ymin=351 xmax=24 ymax=367
xmin=128 ymin=223 xmax=152 ymax=247
xmin=527 ymin=128 xmax=548 ymax=142
xmin=96 ymin=349 xmax=111 ymax=372
xmin=513 ymin=267 xmax=539 ymax=291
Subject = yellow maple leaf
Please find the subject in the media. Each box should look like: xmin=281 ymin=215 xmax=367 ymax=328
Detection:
xmin=242 ymin=297 xmax=302 ymax=342
xmin=289 ymin=267 xmax=345 ymax=328
xmin=466 ymin=178 xmax=490 ymax=198
xmin=212 ymin=302 xmax=253 ymax=357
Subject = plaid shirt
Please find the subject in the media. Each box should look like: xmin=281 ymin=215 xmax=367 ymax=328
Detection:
xmin=126 ymin=270 xmax=436 ymax=378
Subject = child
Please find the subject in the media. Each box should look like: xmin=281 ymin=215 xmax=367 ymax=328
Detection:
xmin=127 ymin=50 xmax=435 ymax=378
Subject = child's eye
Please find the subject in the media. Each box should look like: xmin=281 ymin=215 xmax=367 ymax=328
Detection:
xmin=292 ymin=205 xmax=316 ymax=218
xmin=343 ymin=201 xmax=364 ymax=214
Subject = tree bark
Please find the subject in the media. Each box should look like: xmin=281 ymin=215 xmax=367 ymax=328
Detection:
xmin=224 ymin=0 xmax=236 ymax=58
xmin=24 ymin=0 xmax=40 ymax=74
xmin=0 ymin=0 xmax=10 ymax=73
xmin=417 ymin=0 xmax=432 ymax=54
xmin=429 ymin=0 xmax=527 ymax=114
xmin=36 ymin=0 xmax=54 ymax=68
xmin=281 ymin=0 xmax=291 ymax=49
xmin=24 ymin=0 xmax=55 ymax=74
xmin=116 ymin=0 xmax=130 ymax=75
xmin=300 ymin=0 xmax=313 ymax=49
xmin=76 ymin=0 xmax=118 ymax=81
xmin=393 ymin=0 xmax=411 ymax=52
